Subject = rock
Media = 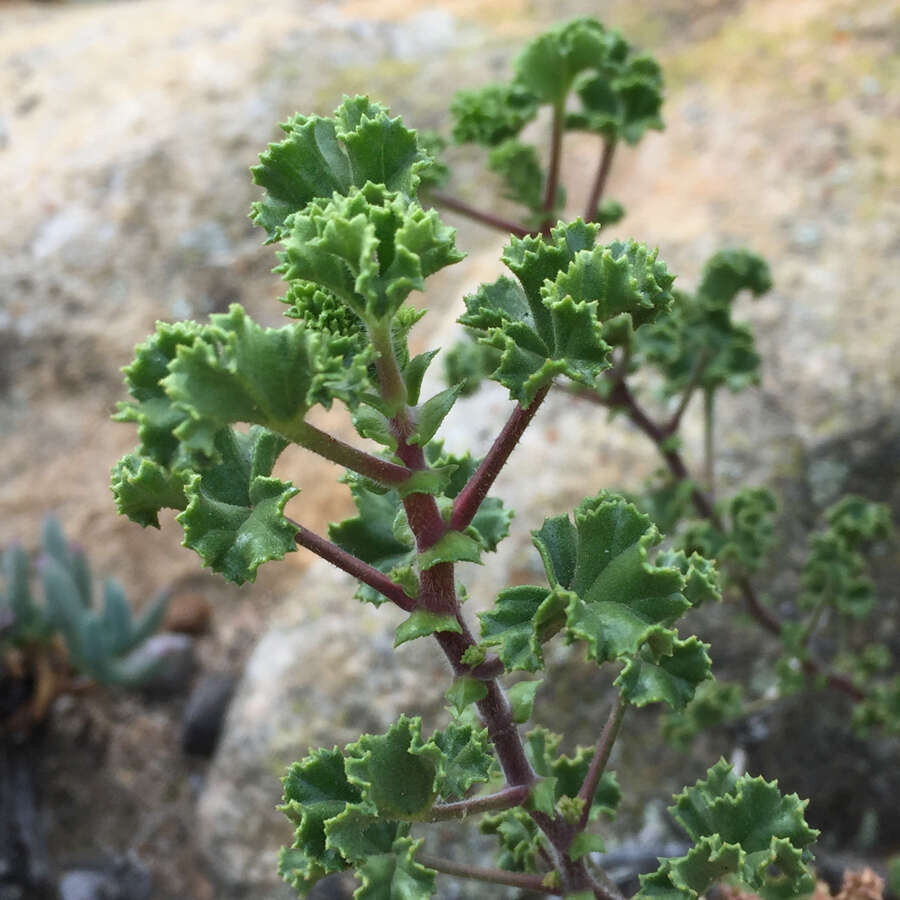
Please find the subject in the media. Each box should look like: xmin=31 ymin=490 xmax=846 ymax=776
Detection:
xmin=182 ymin=674 xmax=237 ymax=757
xmin=58 ymin=855 xmax=151 ymax=900
xmin=131 ymin=634 xmax=195 ymax=698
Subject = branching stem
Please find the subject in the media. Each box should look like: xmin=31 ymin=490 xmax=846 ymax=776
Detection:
xmin=576 ymin=694 xmax=627 ymax=833
xmin=291 ymin=522 xmax=416 ymax=612
xmin=451 ymin=383 xmax=552 ymax=532
xmin=581 ymin=374 xmax=866 ymax=703
xmin=584 ymin=138 xmax=617 ymax=222
xmin=541 ymin=101 xmax=566 ymax=233
xmin=425 ymin=785 xmax=530 ymax=821
xmin=425 ymin=190 xmax=532 ymax=238
xmin=416 ymin=853 xmax=561 ymax=894
xmin=289 ymin=420 xmax=411 ymax=487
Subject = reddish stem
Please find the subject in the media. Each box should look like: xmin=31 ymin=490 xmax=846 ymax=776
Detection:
xmin=450 ymin=383 xmax=552 ymax=533
xmin=426 ymin=190 xmax=532 ymax=238
xmin=291 ymin=522 xmax=416 ymax=612
xmin=576 ymin=695 xmax=626 ymax=832
xmin=595 ymin=375 xmax=866 ymax=703
xmin=416 ymin=853 xmax=561 ymax=894
xmin=584 ymin=138 xmax=617 ymax=222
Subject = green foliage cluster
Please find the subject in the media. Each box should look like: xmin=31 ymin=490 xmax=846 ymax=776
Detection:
xmin=109 ymin=15 xmax=898 ymax=900
xmin=1 ymin=518 xmax=167 ymax=689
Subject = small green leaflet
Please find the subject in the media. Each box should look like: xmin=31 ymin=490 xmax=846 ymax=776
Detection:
xmin=508 ymin=679 xmax=542 ymax=723
xmin=445 ymin=675 xmax=488 ymax=715
xmin=394 ymin=611 xmax=461 ymax=648
xmin=615 ymin=637 xmax=712 ymax=710
xmin=251 ymin=95 xmax=433 ymax=241
xmin=637 ymin=759 xmax=819 ymax=900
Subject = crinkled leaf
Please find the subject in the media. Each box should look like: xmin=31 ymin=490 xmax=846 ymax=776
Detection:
xmin=344 ymin=716 xmax=442 ymax=820
xmin=280 ymin=747 xmax=362 ymax=874
xmin=251 ymin=96 xmax=432 ymax=240
xmin=162 ymin=305 xmax=373 ymax=456
xmin=430 ymin=722 xmax=494 ymax=799
xmin=616 ymin=637 xmax=712 ymax=709
xmin=571 ymin=53 xmax=664 ymax=144
xmin=825 ymin=495 xmax=893 ymax=547
xmin=479 ymin=584 xmax=570 ymax=672
xmin=487 ymin=139 xmax=545 ymax=214
xmin=655 ymin=550 xmax=721 ymax=607
xmin=394 ymin=611 xmax=461 ymax=648
xmin=450 ymin=83 xmax=539 ymax=146
xmin=278 ymin=184 xmax=463 ymax=325
xmin=461 ymin=226 xmax=673 ymax=404
xmin=326 ymin=807 xmax=402 ymax=865
xmin=176 ymin=427 xmax=297 ymax=584
xmin=480 ymin=807 xmax=543 ymax=873
xmin=514 ymin=18 xmax=617 ymax=105
xmin=111 ymin=454 xmax=188 ymax=528
xmin=354 ymin=836 xmax=436 ymax=900
xmin=638 ymin=759 xmax=819 ymax=900
xmin=663 ymin=680 xmax=745 ymax=750
xmin=636 ymin=249 xmax=771 ymax=395
xmin=538 ymin=492 xmax=690 ymax=664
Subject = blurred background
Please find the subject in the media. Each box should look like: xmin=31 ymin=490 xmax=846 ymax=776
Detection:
xmin=1 ymin=0 xmax=898 ymax=898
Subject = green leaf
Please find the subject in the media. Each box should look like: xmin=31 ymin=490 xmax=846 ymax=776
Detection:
xmin=111 ymin=454 xmax=188 ymax=528
xmin=450 ymin=82 xmax=539 ymax=146
xmin=572 ymin=52 xmax=665 ymax=144
xmin=329 ymin=480 xmax=416 ymax=607
xmin=655 ymin=550 xmax=721 ymax=607
xmin=635 ymin=249 xmax=771 ymax=396
xmin=550 ymin=493 xmax=689 ymax=663
xmin=514 ymin=18 xmax=616 ymax=105
xmin=417 ymin=531 xmax=483 ymax=570
xmin=326 ymin=807 xmax=402 ymax=866
xmin=278 ymin=184 xmax=463 ymax=325
xmin=479 ymin=584 xmax=570 ymax=672
xmin=487 ymin=139 xmax=545 ymax=214
xmin=445 ymin=675 xmax=488 ymax=715
xmin=508 ymin=679 xmax=542 ymax=724
xmin=163 ymin=305 xmax=372 ymax=454
xmin=394 ymin=611 xmax=461 ymax=647
xmin=616 ymin=637 xmax=712 ymax=709
xmin=177 ymin=427 xmax=298 ymax=584
xmin=280 ymin=747 xmax=362 ymax=875
xmin=825 ymin=495 xmax=893 ymax=546
xmin=460 ymin=226 xmax=674 ymax=404
xmin=637 ymin=759 xmax=819 ymax=900
xmin=354 ymin=837 xmax=436 ymax=900
xmin=251 ymin=95 xmax=433 ymax=241
xmin=408 ymin=385 xmax=460 ymax=446
xmin=481 ymin=807 xmax=543 ymax=873
xmin=430 ymin=722 xmax=494 ymax=799
xmin=344 ymin=716 xmax=442 ymax=820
